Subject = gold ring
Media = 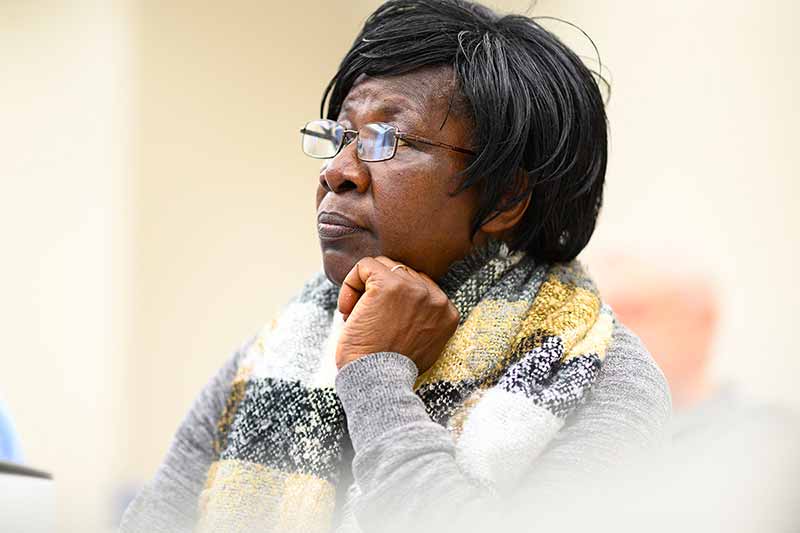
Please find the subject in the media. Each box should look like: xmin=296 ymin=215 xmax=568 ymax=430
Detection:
xmin=390 ymin=264 xmax=408 ymax=273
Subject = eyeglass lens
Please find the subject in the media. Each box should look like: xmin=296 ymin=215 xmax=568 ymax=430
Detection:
xmin=301 ymin=120 xmax=397 ymax=162
xmin=357 ymin=123 xmax=396 ymax=162
xmin=301 ymin=120 xmax=343 ymax=159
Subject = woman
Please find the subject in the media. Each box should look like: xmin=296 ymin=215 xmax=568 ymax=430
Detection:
xmin=121 ymin=1 xmax=670 ymax=532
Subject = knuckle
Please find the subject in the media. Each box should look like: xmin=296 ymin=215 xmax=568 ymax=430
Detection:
xmin=430 ymin=292 xmax=449 ymax=309
xmin=410 ymin=284 xmax=428 ymax=303
xmin=354 ymin=257 xmax=371 ymax=271
xmin=384 ymin=277 xmax=403 ymax=294
xmin=448 ymin=302 xmax=460 ymax=321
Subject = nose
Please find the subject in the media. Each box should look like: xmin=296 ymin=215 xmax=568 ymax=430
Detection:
xmin=318 ymin=142 xmax=371 ymax=194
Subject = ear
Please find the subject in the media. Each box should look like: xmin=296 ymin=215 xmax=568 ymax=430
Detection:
xmin=479 ymin=170 xmax=532 ymax=239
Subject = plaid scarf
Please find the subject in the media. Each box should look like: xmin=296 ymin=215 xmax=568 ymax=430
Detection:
xmin=197 ymin=239 xmax=613 ymax=532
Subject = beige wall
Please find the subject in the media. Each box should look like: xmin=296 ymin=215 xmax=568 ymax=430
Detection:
xmin=0 ymin=1 xmax=132 ymax=530
xmin=1 ymin=1 xmax=798 ymax=529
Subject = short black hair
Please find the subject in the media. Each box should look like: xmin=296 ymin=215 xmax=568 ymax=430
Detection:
xmin=321 ymin=0 xmax=608 ymax=262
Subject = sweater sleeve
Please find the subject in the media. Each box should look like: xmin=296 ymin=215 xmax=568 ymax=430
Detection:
xmin=119 ymin=340 xmax=248 ymax=533
xmin=334 ymin=321 xmax=672 ymax=532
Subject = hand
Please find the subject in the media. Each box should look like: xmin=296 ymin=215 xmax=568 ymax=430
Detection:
xmin=336 ymin=256 xmax=460 ymax=374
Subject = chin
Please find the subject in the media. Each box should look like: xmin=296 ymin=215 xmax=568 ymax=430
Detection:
xmin=320 ymin=247 xmax=360 ymax=287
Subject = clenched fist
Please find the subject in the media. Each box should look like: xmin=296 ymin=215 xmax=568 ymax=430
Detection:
xmin=336 ymin=256 xmax=460 ymax=374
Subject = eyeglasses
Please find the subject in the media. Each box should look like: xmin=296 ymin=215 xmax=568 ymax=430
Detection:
xmin=300 ymin=119 xmax=476 ymax=162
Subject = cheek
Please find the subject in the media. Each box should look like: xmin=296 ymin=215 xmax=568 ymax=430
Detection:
xmin=372 ymin=162 xmax=475 ymax=249
xmin=372 ymin=166 xmax=435 ymax=227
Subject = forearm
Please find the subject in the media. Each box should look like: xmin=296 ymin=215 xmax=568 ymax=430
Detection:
xmin=335 ymin=352 xmax=496 ymax=532
xmin=334 ymin=323 xmax=671 ymax=532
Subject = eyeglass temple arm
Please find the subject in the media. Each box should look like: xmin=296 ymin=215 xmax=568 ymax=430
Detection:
xmin=399 ymin=133 xmax=476 ymax=156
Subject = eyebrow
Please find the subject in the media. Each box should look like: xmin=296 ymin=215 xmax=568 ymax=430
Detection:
xmin=340 ymin=96 xmax=424 ymax=121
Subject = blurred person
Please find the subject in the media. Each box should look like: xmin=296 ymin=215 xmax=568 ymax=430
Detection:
xmin=587 ymin=252 xmax=800 ymax=532
xmin=0 ymin=398 xmax=23 ymax=463
xmin=120 ymin=1 xmax=671 ymax=532
xmin=587 ymin=252 xmax=718 ymax=409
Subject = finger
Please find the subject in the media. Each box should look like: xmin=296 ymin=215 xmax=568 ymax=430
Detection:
xmin=416 ymin=270 xmax=459 ymax=319
xmin=415 ymin=270 xmax=438 ymax=287
xmin=373 ymin=257 xmax=428 ymax=288
xmin=372 ymin=255 xmax=401 ymax=269
xmin=337 ymin=285 xmax=359 ymax=321
xmin=415 ymin=270 xmax=450 ymax=302
xmin=373 ymin=256 xmax=413 ymax=276
xmin=337 ymin=257 xmax=390 ymax=317
xmin=338 ymin=265 xmax=365 ymax=318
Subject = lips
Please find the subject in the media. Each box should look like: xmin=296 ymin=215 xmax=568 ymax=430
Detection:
xmin=317 ymin=211 xmax=365 ymax=240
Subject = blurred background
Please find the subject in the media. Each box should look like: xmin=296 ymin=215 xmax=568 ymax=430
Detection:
xmin=1 ymin=0 xmax=798 ymax=530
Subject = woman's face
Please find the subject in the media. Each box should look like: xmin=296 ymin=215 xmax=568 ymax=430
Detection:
xmin=316 ymin=66 xmax=484 ymax=286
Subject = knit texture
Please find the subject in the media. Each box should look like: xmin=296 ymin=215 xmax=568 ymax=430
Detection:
xmin=195 ymin=239 xmax=615 ymax=532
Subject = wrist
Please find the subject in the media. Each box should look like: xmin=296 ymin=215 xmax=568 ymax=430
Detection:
xmin=335 ymin=352 xmax=429 ymax=451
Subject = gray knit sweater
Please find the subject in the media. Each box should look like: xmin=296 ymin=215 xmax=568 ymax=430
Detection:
xmin=120 ymin=319 xmax=670 ymax=532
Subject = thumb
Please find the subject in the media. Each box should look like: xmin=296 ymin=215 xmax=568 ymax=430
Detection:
xmin=337 ymin=257 xmax=388 ymax=318
xmin=338 ymin=282 xmax=361 ymax=320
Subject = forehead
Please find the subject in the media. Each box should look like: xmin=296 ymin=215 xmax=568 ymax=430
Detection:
xmin=340 ymin=67 xmax=455 ymax=124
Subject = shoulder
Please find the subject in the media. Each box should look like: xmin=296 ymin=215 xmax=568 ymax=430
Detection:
xmin=600 ymin=320 xmax=672 ymax=413
xmin=582 ymin=318 xmax=673 ymax=444
xmin=513 ymin=318 xmax=673 ymax=498
xmin=526 ymin=319 xmax=672 ymax=478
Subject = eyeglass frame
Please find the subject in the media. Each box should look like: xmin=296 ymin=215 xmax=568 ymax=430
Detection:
xmin=300 ymin=119 xmax=476 ymax=162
